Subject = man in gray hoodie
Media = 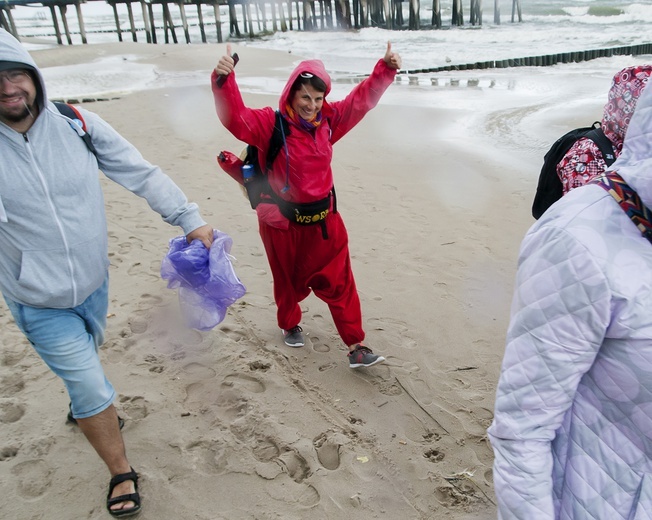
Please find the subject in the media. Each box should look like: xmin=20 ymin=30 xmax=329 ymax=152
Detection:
xmin=0 ymin=29 xmax=213 ymax=517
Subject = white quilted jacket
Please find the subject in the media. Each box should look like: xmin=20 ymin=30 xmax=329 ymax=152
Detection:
xmin=488 ymin=81 xmax=652 ymax=520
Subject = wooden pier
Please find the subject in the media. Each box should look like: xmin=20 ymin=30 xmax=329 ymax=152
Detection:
xmin=0 ymin=0 xmax=524 ymax=45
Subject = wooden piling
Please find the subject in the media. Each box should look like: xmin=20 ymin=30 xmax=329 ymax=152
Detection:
xmin=126 ymin=1 xmax=138 ymax=41
xmin=430 ymin=0 xmax=440 ymax=28
xmin=58 ymin=5 xmax=73 ymax=44
xmin=511 ymin=0 xmax=521 ymax=23
xmin=451 ymin=0 xmax=463 ymax=26
xmin=140 ymin=1 xmax=152 ymax=43
xmin=47 ymin=4 xmax=63 ymax=44
xmin=108 ymin=1 xmax=123 ymax=41
xmin=0 ymin=7 xmax=20 ymax=39
xmin=176 ymin=1 xmax=191 ymax=43
xmin=74 ymin=1 xmax=87 ymax=43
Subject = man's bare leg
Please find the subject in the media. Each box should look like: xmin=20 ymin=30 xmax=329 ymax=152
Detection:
xmin=76 ymin=404 xmax=137 ymax=513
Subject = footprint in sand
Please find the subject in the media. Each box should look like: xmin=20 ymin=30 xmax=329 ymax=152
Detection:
xmin=217 ymin=326 xmax=250 ymax=344
xmin=349 ymin=369 xmax=400 ymax=396
xmin=267 ymin=479 xmax=321 ymax=508
xmin=170 ymin=350 xmax=186 ymax=361
xmin=135 ymin=293 xmax=164 ymax=311
xmin=116 ymin=239 xmax=143 ymax=256
xmin=248 ymin=360 xmax=271 ymax=372
xmin=407 ymin=378 xmax=434 ymax=406
xmin=238 ymin=293 xmax=273 ymax=309
xmin=277 ymin=449 xmax=311 ymax=483
xmin=223 ymin=373 xmax=265 ymax=394
xmin=252 ymin=437 xmax=281 ymax=462
xmin=349 ymin=452 xmax=384 ymax=483
xmin=371 ymin=377 xmax=403 ymax=396
xmin=399 ymin=413 xmax=442 ymax=444
xmin=127 ymin=262 xmax=159 ymax=282
xmin=1 ymin=346 xmax=28 ymax=367
xmin=313 ymin=432 xmax=344 ymax=470
xmin=310 ymin=335 xmax=330 ymax=353
xmin=128 ymin=316 xmax=149 ymax=334
xmin=185 ymin=439 xmax=231 ymax=475
xmin=143 ymin=354 xmax=165 ymax=373
xmin=435 ymin=481 xmax=481 ymax=508
xmin=0 ymin=399 xmax=25 ymax=423
xmin=423 ymin=448 xmax=445 ymax=463
xmin=0 ymin=445 xmax=19 ymax=461
xmin=11 ymin=459 xmax=53 ymax=499
xmin=118 ymin=395 xmax=148 ymax=420
xmin=182 ymin=362 xmax=216 ymax=381
xmin=310 ymin=313 xmax=336 ymax=336
xmin=0 ymin=374 xmax=25 ymax=397
xmin=367 ymin=317 xmax=417 ymax=350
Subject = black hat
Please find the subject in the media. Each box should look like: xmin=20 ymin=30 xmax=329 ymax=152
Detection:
xmin=0 ymin=60 xmax=31 ymax=72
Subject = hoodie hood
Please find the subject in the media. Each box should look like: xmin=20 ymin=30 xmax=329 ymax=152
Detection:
xmin=0 ymin=28 xmax=47 ymax=110
xmin=601 ymin=65 xmax=652 ymax=154
xmin=611 ymin=76 xmax=652 ymax=208
xmin=278 ymin=59 xmax=332 ymax=116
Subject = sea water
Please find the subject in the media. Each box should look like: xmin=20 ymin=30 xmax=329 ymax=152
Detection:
xmin=8 ymin=0 xmax=652 ymax=67
xmin=7 ymin=0 xmax=652 ymax=175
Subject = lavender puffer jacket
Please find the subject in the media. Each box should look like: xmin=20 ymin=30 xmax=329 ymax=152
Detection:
xmin=488 ymin=80 xmax=652 ymax=520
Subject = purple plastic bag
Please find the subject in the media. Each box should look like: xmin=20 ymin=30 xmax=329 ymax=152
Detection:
xmin=160 ymin=229 xmax=246 ymax=331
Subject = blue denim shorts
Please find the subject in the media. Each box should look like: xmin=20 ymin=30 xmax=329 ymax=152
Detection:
xmin=4 ymin=277 xmax=116 ymax=419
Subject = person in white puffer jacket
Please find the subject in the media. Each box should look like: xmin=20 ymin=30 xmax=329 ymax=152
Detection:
xmin=488 ymin=77 xmax=652 ymax=519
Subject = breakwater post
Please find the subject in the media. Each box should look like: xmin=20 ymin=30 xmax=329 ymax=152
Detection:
xmin=400 ymin=42 xmax=652 ymax=77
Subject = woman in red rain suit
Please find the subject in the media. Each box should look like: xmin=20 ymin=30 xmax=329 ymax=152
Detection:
xmin=212 ymin=43 xmax=401 ymax=368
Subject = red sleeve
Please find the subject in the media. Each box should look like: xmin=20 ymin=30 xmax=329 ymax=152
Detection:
xmin=211 ymin=69 xmax=274 ymax=148
xmin=326 ymin=59 xmax=397 ymax=144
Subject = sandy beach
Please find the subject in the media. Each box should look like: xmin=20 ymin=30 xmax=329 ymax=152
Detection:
xmin=0 ymin=39 xmax=626 ymax=519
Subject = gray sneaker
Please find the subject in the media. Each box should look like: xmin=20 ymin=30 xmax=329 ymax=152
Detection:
xmin=282 ymin=326 xmax=305 ymax=347
xmin=348 ymin=345 xmax=385 ymax=368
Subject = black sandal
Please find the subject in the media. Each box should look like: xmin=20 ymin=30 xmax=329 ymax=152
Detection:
xmin=107 ymin=468 xmax=141 ymax=517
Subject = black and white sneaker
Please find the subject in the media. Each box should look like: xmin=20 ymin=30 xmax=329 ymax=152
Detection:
xmin=282 ymin=326 xmax=305 ymax=347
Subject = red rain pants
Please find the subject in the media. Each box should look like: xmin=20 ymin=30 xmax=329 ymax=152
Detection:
xmin=259 ymin=212 xmax=365 ymax=347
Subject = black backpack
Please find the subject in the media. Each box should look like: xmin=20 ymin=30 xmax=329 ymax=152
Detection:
xmin=241 ymin=110 xmax=291 ymax=209
xmin=532 ymin=123 xmax=616 ymax=219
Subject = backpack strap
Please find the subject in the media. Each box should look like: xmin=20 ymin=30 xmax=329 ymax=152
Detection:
xmin=265 ymin=110 xmax=290 ymax=173
xmin=53 ymin=101 xmax=97 ymax=156
xmin=591 ymin=171 xmax=652 ymax=244
xmin=586 ymin=126 xmax=616 ymax=166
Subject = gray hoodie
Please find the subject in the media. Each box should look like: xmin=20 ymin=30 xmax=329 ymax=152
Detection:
xmin=0 ymin=29 xmax=206 ymax=308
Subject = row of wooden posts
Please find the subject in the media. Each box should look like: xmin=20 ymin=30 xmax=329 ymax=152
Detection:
xmin=399 ymin=43 xmax=652 ymax=76
xmin=0 ymin=0 xmax=524 ymax=45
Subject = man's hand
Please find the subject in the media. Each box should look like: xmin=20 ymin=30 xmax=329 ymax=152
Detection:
xmin=186 ymin=224 xmax=214 ymax=249
xmin=383 ymin=41 xmax=402 ymax=70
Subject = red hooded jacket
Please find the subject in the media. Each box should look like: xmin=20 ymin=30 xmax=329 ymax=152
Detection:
xmin=212 ymin=58 xmax=397 ymax=228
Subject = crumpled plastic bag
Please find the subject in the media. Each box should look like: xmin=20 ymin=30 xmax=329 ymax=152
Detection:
xmin=160 ymin=229 xmax=246 ymax=331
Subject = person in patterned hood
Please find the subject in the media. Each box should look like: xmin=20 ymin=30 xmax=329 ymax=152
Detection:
xmin=557 ymin=64 xmax=652 ymax=194
xmin=489 ymin=78 xmax=652 ymax=518
xmin=212 ymin=43 xmax=401 ymax=368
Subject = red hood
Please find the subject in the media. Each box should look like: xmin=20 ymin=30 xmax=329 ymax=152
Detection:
xmin=279 ymin=60 xmax=332 ymax=116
